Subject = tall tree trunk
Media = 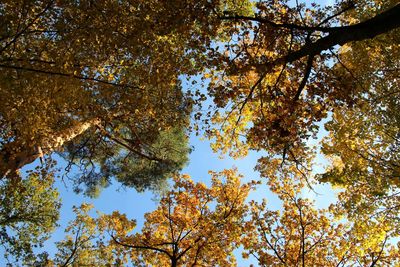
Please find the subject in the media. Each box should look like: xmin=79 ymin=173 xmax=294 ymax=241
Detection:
xmin=0 ymin=118 xmax=100 ymax=178
xmin=284 ymin=3 xmax=400 ymax=64
xmin=171 ymin=257 xmax=178 ymax=267
xmin=239 ymin=3 xmax=400 ymax=72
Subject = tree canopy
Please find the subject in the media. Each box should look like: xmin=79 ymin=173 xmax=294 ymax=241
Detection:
xmin=204 ymin=0 xmax=400 ymax=227
xmin=0 ymin=162 xmax=60 ymax=263
xmin=206 ymin=0 xmax=399 ymax=157
xmin=1 ymin=0 xmax=400 ymax=265
xmin=243 ymin=161 xmax=400 ymax=266
xmin=27 ymin=169 xmax=400 ymax=266
xmin=0 ymin=0 xmax=217 ymax=194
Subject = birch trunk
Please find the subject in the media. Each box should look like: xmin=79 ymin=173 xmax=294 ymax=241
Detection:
xmin=0 ymin=118 xmax=100 ymax=178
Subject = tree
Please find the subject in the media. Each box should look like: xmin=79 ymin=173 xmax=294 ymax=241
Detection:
xmin=0 ymin=0 xmax=252 ymax=193
xmin=316 ymin=9 xmax=400 ymax=221
xmin=242 ymin=160 xmax=400 ymax=266
xmin=53 ymin=204 xmax=121 ymax=267
xmin=33 ymin=165 xmax=400 ymax=266
xmin=199 ymin=0 xmax=400 ymax=223
xmin=205 ymin=0 xmax=399 ymax=159
xmin=0 ymin=161 xmax=60 ymax=264
xmin=3 ymin=0 xmax=400 ymax=264
xmin=101 ymin=170 xmax=254 ymax=267
xmin=26 ymin=203 xmax=122 ymax=267
xmin=33 ymin=170 xmax=254 ymax=266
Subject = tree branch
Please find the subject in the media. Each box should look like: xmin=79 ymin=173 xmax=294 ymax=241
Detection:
xmin=219 ymin=15 xmax=335 ymax=33
xmin=251 ymin=4 xmax=400 ymax=72
xmin=293 ymin=55 xmax=314 ymax=101
xmin=110 ymin=234 xmax=173 ymax=259
xmin=0 ymin=64 xmax=141 ymax=89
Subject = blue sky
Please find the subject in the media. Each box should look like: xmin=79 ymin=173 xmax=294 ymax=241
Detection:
xmin=37 ymin=134 xmax=274 ymax=265
xmin=1 ymin=0 xmax=340 ymax=265
xmin=31 ymin=125 xmax=336 ymax=265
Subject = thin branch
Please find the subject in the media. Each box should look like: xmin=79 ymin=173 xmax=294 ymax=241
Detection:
xmin=288 ymin=149 xmax=318 ymax=193
xmin=328 ymin=48 xmax=367 ymax=93
xmin=110 ymin=234 xmax=173 ymax=259
xmin=318 ymin=1 xmax=356 ymax=26
xmin=0 ymin=1 xmax=55 ymax=53
xmin=294 ymin=199 xmax=306 ymax=267
xmin=257 ymin=220 xmax=286 ymax=265
xmin=61 ymin=223 xmax=82 ymax=267
xmin=96 ymin=126 xmax=164 ymax=162
xmin=370 ymin=234 xmax=389 ymax=267
xmin=219 ymin=15 xmax=335 ymax=33
xmin=167 ymin=197 xmax=176 ymax=246
xmin=293 ymin=55 xmax=314 ymax=101
xmin=233 ymin=73 xmax=265 ymax=130
xmin=0 ymin=64 xmax=141 ymax=89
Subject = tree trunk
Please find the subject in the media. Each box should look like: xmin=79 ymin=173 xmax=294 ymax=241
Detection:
xmin=171 ymin=257 xmax=178 ymax=267
xmin=251 ymin=3 xmax=400 ymax=72
xmin=286 ymin=3 xmax=400 ymax=63
xmin=0 ymin=118 xmax=100 ymax=178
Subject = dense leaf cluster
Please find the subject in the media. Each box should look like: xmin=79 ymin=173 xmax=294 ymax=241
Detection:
xmin=1 ymin=0 xmax=400 ymax=265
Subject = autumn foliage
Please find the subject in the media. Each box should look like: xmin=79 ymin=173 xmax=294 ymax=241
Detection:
xmin=1 ymin=0 xmax=400 ymax=265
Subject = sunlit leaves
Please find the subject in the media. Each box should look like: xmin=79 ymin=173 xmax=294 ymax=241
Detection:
xmin=204 ymin=0 xmax=399 ymax=165
xmin=0 ymin=0 xmax=220 ymax=193
xmin=243 ymin=163 xmax=400 ymax=266
xmin=0 ymin=162 xmax=60 ymax=264
xmin=319 ymin=22 xmax=400 ymax=221
xmin=40 ymin=170 xmax=254 ymax=266
xmin=103 ymin=170 xmax=254 ymax=266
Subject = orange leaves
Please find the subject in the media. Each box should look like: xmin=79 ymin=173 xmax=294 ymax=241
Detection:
xmin=204 ymin=0 xmax=400 ymax=166
xmin=201 ymin=5 xmax=400 ymax=264
xmin=98 ymin=211 xmax=136 ymax=238
xmin=1 ymin=0 xmax=231 ymax=191
xmin=243 ymin=175 xmax=400 ymax=266
xmin=2 ymin=0 xmax=400 ymax=265
xmin=103 ymin=169 xmax=253 ymax=266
